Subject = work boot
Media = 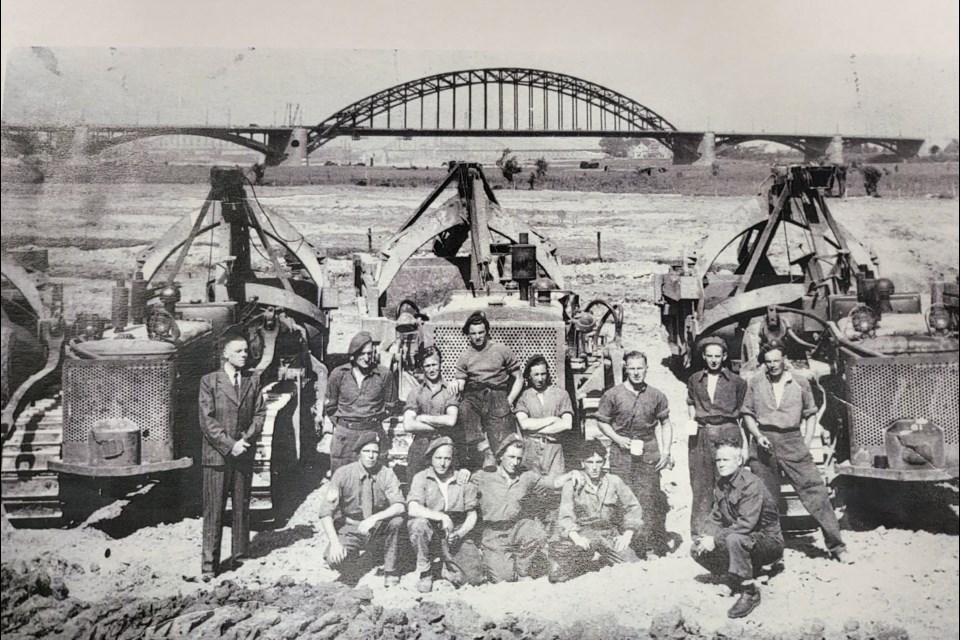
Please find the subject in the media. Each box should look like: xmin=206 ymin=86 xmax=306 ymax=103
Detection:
xmin=442 ymin=561 xmax=466 ymax=588
xmin=384 ymin=574 xmax=400 ymax=588
xmin=831 ymin=548 xmax=854 ymax=565
xmin=727 ymin=587 xmax=761 ymax=619
xmin=416 ymin=573 xmax=434 ymax=593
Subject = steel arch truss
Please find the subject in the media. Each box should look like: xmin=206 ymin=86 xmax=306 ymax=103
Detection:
xmin=309 ymin=68 xmax=677 ymax=153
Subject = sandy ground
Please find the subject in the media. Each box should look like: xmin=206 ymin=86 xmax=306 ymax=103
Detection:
xmin=2 ymin=179 xmax=959 ymax=638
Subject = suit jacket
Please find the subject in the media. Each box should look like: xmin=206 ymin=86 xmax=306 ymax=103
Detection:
xmin=198 ymin=369 xmax=266 ymax=467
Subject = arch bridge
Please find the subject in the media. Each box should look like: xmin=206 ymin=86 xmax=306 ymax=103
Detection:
xmin=0 ymin=68 xmax=924 ymax=166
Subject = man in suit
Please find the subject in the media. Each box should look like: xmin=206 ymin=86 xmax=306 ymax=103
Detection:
xmin=198 ymin=331 xmax=266 ymax=580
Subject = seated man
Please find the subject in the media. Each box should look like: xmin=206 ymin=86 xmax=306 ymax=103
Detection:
xmin=402 ymin=346 xmax=460 ymax=478
xmin=691 ymin=438 xmax=784 ymax=619
xmin=472 ymin=433 xmax=580 ymax=583
xmin=407 ymin=436 xmax=486 ymax=592
xmin=548 ymin=439 xmax=643 ymax=583
xmin=319 ymin=432 xmax=406 ymax=587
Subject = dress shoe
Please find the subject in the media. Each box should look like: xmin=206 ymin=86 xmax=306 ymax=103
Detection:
xmin=727 ymin=589 xmax=761 ymax=619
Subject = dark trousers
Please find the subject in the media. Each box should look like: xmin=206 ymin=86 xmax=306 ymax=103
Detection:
xmin=408 ymin=517 xmax=487 ymax=584
xmin=202 ymin=462 xmax=251 ymax=575
xmin=480 ymin=518 xmax=548 ymax=583
xmin=689 ymin=423 xmax=743 ymax=537
xmin=752 ymin=428 xmax=844 ymax=553
xmin=460 ymin=388 xmax=519 ymax=456
xmin=324 ymin=516 xmax=404 ymax=578
xmin=331 ymin=419 xmax=381 ymax=472
xmin=548 ymin=525 xmax=639 ymax=583
xmin=608 ymin=437 xmax=670 ymax=551
xmin=694 ymin=531 xmax=783 ymax=580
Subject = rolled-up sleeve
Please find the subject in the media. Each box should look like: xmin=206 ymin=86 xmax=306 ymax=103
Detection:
xmin=406 ymin=472 xmax=427 ymax=506
xmin=741 ymin=384 xmax=757 ymax=419
xmin=380 ymin=468 xmax=405 ymax=505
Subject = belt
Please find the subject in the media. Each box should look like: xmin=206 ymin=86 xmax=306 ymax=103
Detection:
xmin=464 ymin=383 xmax=509 ymax=393
xmin=758 ymin=425 xmax=801 ymax=433
xmin=483 ymin=519 xmax=519 ymax=531
xmin=336 ymin=417 xmax=382 ymax=431
xmin=525 ymin=434 xmax=559 ymax=444
xmin=697 ymin=418 xmax=740 ymax=427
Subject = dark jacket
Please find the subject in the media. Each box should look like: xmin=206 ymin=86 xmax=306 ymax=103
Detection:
xmin=198 ymin=370 xmax=266 ymax=466
xmin=702 ymin=467 xmax=783 ymax=545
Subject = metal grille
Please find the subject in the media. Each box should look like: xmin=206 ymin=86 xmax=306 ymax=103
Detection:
xmin=63 ymin=359 xmax=176 ymax=444
xmin=430 ymin=324 xmax=566 ymax=383
xmin=845 ymin=356 xmax=959 ymax=448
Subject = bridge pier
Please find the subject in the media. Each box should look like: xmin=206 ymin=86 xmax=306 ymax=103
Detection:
xmin=694 ymin=132 xmax=716 ymax=165
xmin=827 ymin=135 xmax=844 ymax=164
xmin=266 ymin=127 xmax=309 ymax=167
xmin=671 ymin=132 xmax=706 ymax=165
xmin=67 ymin=125 xmax=90 ymax=164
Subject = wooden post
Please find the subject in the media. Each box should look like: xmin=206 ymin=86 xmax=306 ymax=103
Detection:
xmin=596 ymin=231 xmax=602 ymax=262
xmin=368 ymin=228 xmax=373 ymax=252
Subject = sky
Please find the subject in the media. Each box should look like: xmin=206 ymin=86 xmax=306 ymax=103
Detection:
xmin=1 ymin=0 xmax=958 ymax=140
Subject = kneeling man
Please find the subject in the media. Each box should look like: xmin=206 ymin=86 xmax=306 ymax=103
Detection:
xmin=473 ymin=433 xmax=579 ymax=583
xmin=407 ymin=436 xmax=486 ymax=592
xmin=319 ymin=432 xmax=405 ymax=587
xmin=691 ymin=439 xmax=783 ymax=619
xmin=548 ymin=440 xmax=643 ymax=583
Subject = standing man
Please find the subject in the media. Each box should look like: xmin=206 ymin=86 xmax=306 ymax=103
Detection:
xmin=407 ymin=436 xmax=486 ymax=592
xmin=595 ymin=350 xmax=674 ymax=557
xmin=691 ymin=439 xmax=783 ymax=619
xmin=198 ymin=331 xmax=266 ymax=580
xmin=741 ymin=340 xmax=850 ymax=563
xmin=547 ymin=440 xmax=643 ymax=583
xmin=472 ymin=433 xmax=579 ymax=583
xmin=686 ymin=336 xmax=748 ymax=539
xmin=325 ymin=331 xmax=397 ymax=472
xmin=402 ymin=346 xmax=460 ymax=478
xmin=450 ymin=311 xmax=523 ymax=470
xmin=514 ymin=354 xmax=573 ymax=476
xmin=319 ymin=432 xmax=406 ymax=587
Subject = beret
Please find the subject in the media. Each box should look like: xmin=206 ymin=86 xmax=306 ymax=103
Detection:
xmin=353 ymin=430 xmax=381 ymax=452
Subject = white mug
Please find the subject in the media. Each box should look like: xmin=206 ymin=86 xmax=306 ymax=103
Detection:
xmin=630 ymin=439 xmax=645 ymax=456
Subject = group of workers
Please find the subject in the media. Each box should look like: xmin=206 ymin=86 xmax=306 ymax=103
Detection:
xmin=198 ymin=310 xmax=851 ymax=620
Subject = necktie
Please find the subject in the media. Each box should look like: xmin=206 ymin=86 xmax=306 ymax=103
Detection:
xmin=234 ymin=372 xmax=241 ymax=395
xmin=360 ymin=474 xmax=374 ymax=519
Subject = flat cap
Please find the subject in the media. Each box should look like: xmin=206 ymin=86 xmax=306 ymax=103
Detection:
xmin=698 ymin=335 xmax=727 ymax=352
xmin=494 ymin=433 xmax=525 ymax=458
xmin=424 ymin=436 xmax=455 ymax=458
xmin=353 ymin=430 xmax=381 ymax=453
xmin=348 ymin=331 xmax=374 ymax=356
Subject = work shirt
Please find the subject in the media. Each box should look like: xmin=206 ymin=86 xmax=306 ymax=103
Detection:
xmin=405 ymin=379 xmax=459 ymax=417
xmin=515 ymin=386 xmax=574 ymax=420
xmin=472 ymin=468 xmax=552 ymax=523
xmin=319 ymin=460 xmax=404 ymax=520
xmin=701 ymin=467 xmax=782 ymax=546
xmin=325 ymin=363 xmax=397 ymax=420
xmin=741 ymin=371 xmax=816 ymax=431
xmin=687 ymin=368 xmax=747 ymax=425
xmin=557 ymin=473 xmax=643 ymax=537
xmin=454 ymin=341 xmax=520 ymax=389
xmin=596 ymin=382 xmax=670 ymax=440
xmin=407 ymin=467 xmax=479 ymax=514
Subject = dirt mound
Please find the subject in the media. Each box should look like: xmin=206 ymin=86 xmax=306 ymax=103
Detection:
xmin=0 ymin=562 xmax=651 ymax=640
